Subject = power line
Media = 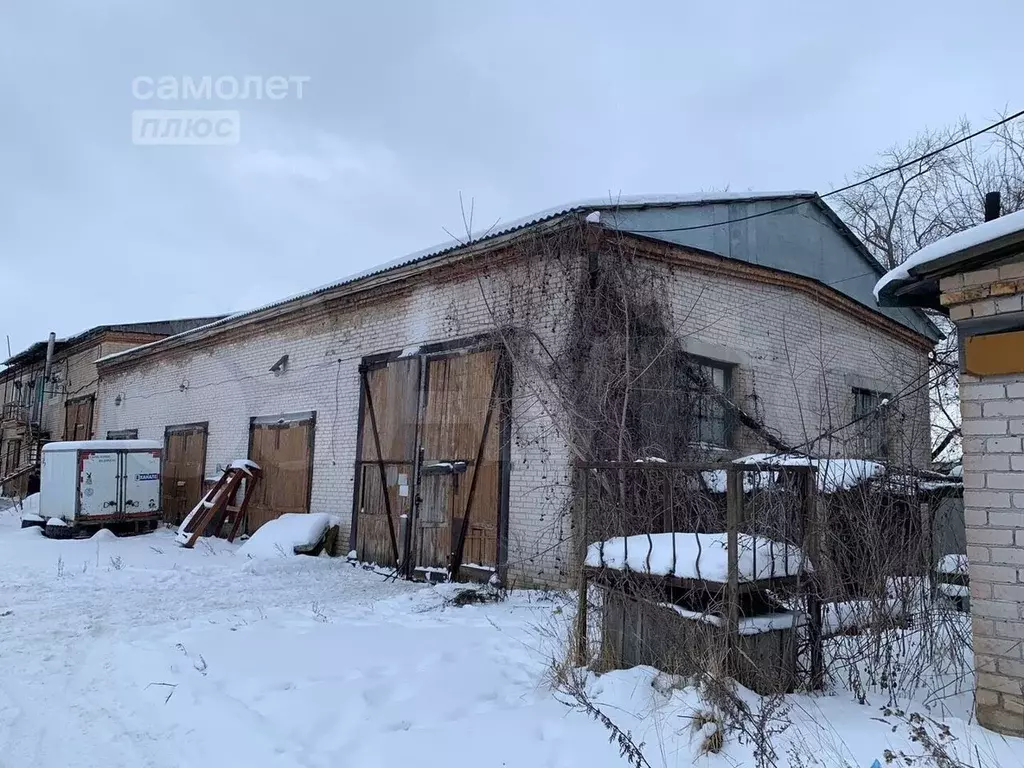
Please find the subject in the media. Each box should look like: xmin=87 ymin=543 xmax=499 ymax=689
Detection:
xmin=625 ymin=108 xmax=1024 ymax=235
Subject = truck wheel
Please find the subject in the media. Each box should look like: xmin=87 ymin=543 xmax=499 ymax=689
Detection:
xmin=44 ymin=522 xmax=73 ymax=540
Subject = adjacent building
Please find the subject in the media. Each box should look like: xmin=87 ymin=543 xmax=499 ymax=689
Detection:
xmin=876 ymin=196 xmax=1024 ymax=736
xmin=1 ymin=319 xmax=223 ymax=497
xmin=94 ymin=193 xmax=938 ymax=586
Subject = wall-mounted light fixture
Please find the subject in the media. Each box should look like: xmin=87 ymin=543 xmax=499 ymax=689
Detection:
xmin=270 ymin=354 xmax=289 ymax=375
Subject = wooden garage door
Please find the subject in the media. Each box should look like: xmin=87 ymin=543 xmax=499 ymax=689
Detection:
xmin=64 ymin=396 xmax=94 ymax=441
xmin=247 ymin=412 xmax=315 ymax=533
xmin=355 ymin=358 xmax=420 ymax=567
xmin=163 ymin=423 xmax=208 ymax=525
xmin=417 ymin=349 xmax=501 ymax=571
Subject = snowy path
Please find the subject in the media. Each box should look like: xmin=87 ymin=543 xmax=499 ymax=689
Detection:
xmin=2 ymin=501 xmax=1022 ymax=767
xmin=0 ymin=508 xmax=634 ymax=767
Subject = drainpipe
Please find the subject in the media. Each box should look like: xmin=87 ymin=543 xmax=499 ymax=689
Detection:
xmin=43 ymin=332 xmax=55 ymax=385
xmin=37 ymin=331 xmax=56 ymax=426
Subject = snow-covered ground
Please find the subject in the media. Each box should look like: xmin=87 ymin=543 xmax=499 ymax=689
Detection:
xmin=1 ymin=498 xmax=1021 ymax=767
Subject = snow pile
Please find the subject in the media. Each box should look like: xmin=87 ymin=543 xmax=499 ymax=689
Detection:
xmin=875 ymin=208 xmax=1024 ymax=299
xmin=585 ymin=532 xmax=810 ymax=582
xmin=46 ymin=518 xmax=68 ymax=528
xmin=238 ymin=513 xmax=337 ymax=558
xmin=936 ymin=553 xmax=969 ymax=576
xmin=91 ymin=528 xmax=117 ymax=541
xmin=0 ymin=507 xmax=1020 ymax=766
xmin=19 ymin=493 xmax=42 ymax=521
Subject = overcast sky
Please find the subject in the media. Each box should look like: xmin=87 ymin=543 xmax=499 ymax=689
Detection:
xmin=1 ymin=1 xmax=1021 ymax=355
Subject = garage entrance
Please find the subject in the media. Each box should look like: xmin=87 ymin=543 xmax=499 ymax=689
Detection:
xmin=162 ymin=422 xmax=208 ymax=524
xmin=247 ymin=411 xmax=315 ymax=533
xmin=353 ymin=346 xmax=507 ymax=579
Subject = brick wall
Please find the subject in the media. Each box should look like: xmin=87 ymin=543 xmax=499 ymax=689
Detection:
xmin=96 ymin=238 xmax=934 ymax=586
xmin=941 ymin=260 xmax=1024 ymax=735
xmin=645 ymin=249 xmax=933 ymax=465
xmin=99 ymin=252 xmax=577 ymax=585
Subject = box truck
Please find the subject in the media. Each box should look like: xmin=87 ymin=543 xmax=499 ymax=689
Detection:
xmin=40 ymin=440 xmax=162 ymax=537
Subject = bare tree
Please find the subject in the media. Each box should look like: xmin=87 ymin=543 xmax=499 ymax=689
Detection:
xmin=834 ymin=110 xmax=1024 ymax=463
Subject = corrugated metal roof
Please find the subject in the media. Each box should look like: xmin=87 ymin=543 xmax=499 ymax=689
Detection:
xmin=3 ymin=317 xmax=226 ymax=368
xmin=98 ymin=193 xmax=821 ymax=365
xmin=98 ymin=191 xmax=935 ymax=365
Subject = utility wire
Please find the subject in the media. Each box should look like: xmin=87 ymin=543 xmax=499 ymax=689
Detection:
xmin=624 ymin=108 xmax=1024 ymax=235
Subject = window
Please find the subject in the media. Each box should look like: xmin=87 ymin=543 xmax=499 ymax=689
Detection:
xmin=686 ymin=360 xmax=733 ymax=449
xmin=852 ymin=388 xmax=890 ymax=458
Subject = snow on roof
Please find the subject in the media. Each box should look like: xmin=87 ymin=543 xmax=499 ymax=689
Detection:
xmin=874 ymin=208 xmax=1024 ymax=300
xmin=96 ymin=192 xmax=818 ymax=366
xmin=42 ymin=440 xmax=161 ymax=452
xmin=585 ymin=532 xmax=810 ymax=582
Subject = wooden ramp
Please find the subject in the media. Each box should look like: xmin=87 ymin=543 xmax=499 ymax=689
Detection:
xmin=0 ymin=463 xmax=37 ymax=488
xmin=175 ymin=461 xmax=262 ymax=548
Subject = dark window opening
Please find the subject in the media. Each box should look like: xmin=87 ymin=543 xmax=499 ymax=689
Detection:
xmin=680 ymin=360 xmax=733 ymax=450
xmin=852 ymin=388 xmax=890 ymax=458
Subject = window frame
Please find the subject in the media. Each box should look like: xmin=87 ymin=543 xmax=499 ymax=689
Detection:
xmin=851 ymin=387 xmax=891 ymax=459
xmin=683 ymin=356 xmax=735 ymax=451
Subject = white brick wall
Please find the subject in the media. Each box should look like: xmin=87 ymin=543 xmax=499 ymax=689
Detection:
xmin=944 ymin=259 xmax=1024 ymax=735
xmin=96 ymin=242 xmax=933 ymax=587
xmin=99 ymin=256 xmax=576 ymax=585
xmin=650 ymin=257 xmax=932 ymax=464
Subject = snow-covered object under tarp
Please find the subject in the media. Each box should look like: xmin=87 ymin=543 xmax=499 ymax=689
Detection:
xmin=702 ymin=454 xmax=885 ymax=494
xmin=937 ymin=582 xmax=970 ymax=599
xmin=18 ymin=493 xmax=41 ymax=519
xmin=874 ymin=208 xmax=1024 ymax=300
xmin=238 ymin=513 xmax=338 ymax=558
xmin=936 ymin=553 xmax=969 ymax=576
xmin=585 ymin=532 xmax=811 ymax=582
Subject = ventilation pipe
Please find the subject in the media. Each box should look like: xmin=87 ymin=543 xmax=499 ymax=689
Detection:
xmin=985 ymin=191 xmax=1002 ymax=222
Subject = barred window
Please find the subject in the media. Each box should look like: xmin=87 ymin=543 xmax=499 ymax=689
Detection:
xmin=689 ymin=362 xmax=732 ymax=449
xmin=852 ymin=388 xmax=890 ymax=458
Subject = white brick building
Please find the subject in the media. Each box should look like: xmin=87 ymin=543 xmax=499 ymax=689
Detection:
xmin=1 ymin=319 xmax=220 ymax=497
xmin=877 ymin=201 xmax=1024 ymax=735
xmin=97 ymin=194 xmax=937 ymax=587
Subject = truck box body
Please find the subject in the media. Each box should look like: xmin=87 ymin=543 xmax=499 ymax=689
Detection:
xmin=40 ymin=440 xmax=162 ymax=525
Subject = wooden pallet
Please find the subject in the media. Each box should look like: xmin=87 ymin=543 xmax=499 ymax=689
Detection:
xmin=175 ymin=462 xmax=262 ymax=548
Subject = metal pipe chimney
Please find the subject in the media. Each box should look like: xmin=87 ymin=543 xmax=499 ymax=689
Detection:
xmin=985 ymin=191 xmax=1002 ymax=222
xmin=43 ymin=332 xmax=56 ymax=386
